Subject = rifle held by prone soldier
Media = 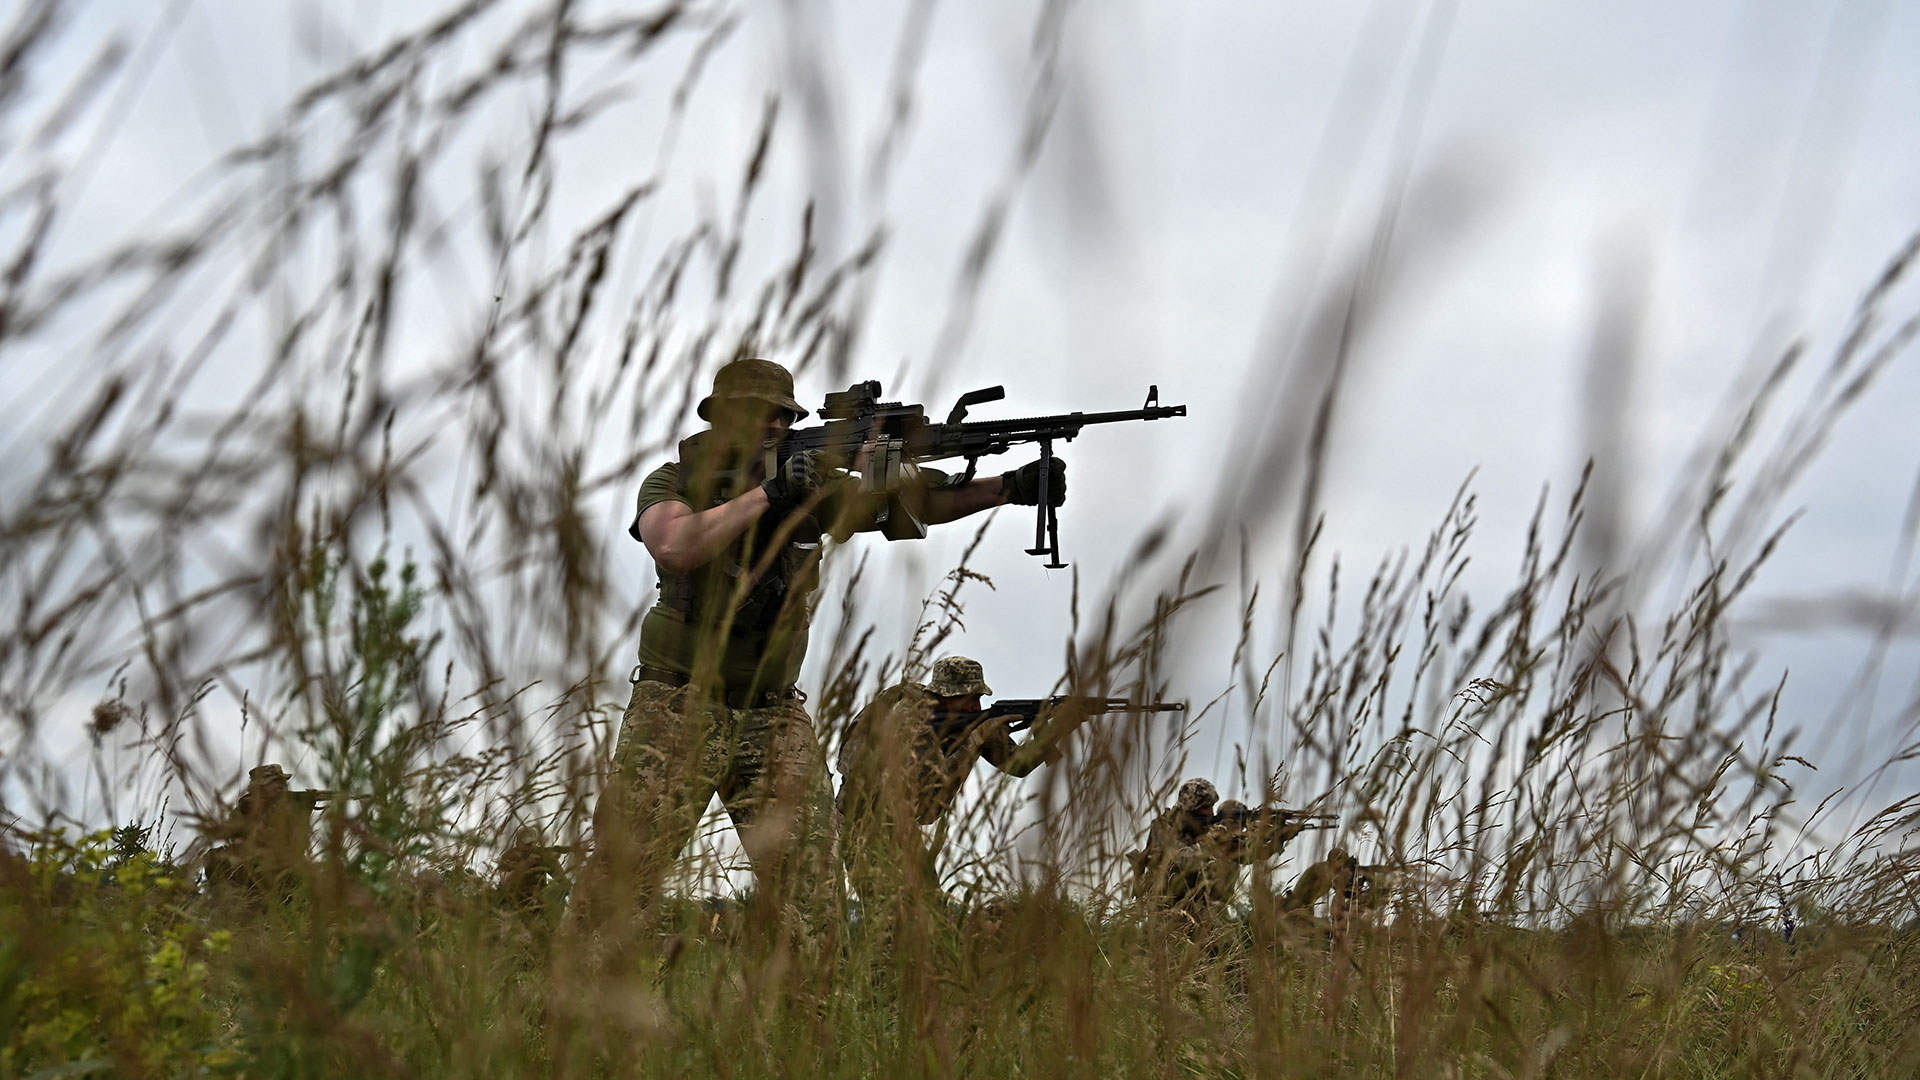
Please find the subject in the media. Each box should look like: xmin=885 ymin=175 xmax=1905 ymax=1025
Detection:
xmin=934 ymin=696 xmax=1186 ymax=734
xmin=1209 ymin=805 xmax=1338 ymax=830
xmin=286 ymin=789 xmax=370 ymax=808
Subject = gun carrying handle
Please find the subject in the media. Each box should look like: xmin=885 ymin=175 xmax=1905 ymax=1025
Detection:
xmin=947 ymin=385 xmax=1006 ymax=425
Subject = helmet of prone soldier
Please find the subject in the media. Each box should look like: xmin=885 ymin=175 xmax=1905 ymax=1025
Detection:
xmin=1176 ymin=778 xmax=1218 ymax=813
xmin=697 ymin=357 xmax=809 ymax=422
xmin=1215 ymin=799 xmax=1246 ymax=818
xmin=928 ymin=655 xmax=993 ymax=698
xmin=1327 ymin=846 xmax=1351 ymax=864
xmin=249 ymin=763 xmax=289 ymax=785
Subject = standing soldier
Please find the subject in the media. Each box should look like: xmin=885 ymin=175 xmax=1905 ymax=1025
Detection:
xmin=573 ymin=358 xmax=1063 ymax=951
xmin=836 ymin=655 xmax=1069 ymax=906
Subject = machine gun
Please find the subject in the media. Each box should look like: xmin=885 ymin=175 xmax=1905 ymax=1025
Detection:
xmin=778 ymin=381 xmax=1187 ymax=566
xmin=931 ymin=695 xmax=1187 ymax=735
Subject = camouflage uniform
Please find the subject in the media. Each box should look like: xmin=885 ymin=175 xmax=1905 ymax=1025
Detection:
xmin=205 ymin=764 xmax=316 ymax=900
xmin=1282 ymin=846 xmax=1358 ymax=916
xmin=1132 ymin=782 xmax=1312 ymax=924
xmin=495 ymin=826 xmax=572 ymax=914
xmin=590 ymin=680 xmax=832 ymax=919
xmin=836 ymin=656 xmax=1051 ymax=906
xmin=1131 ymin=779 xmax=1223 ymax=918
xmin=836 ymin=657 xmax=1049 ymax=824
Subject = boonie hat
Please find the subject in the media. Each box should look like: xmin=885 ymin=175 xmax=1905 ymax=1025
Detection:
xmin=697 ymin=357 xmax=810 ymax=422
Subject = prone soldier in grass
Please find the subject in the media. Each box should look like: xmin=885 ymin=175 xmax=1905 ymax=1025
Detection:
xmin=495 ymin=826 xmax=577 ymax=915
xmin=1131 ymin=779 xmax=1329 ymax=927
xmin=204 ymin=763 xmax=354 ymax=901
xmin=572 ymin=359 xmax=1064 ymax=948
xmin=1282 ymin=845 xmax=1359 ymax=917
xmin=1130 ymin=778 xmax=1224 ymax=922
xmin=835 ymin=655 xmax=1075 ymax=905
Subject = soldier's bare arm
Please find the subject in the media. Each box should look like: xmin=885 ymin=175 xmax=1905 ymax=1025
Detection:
xmin=921 ymin=475 xmax=1011 ymax=524
xmin=923 ymin=457 xmax=1066 ymax=525
xmin=637 ymin=491 xmax=773 ymax=572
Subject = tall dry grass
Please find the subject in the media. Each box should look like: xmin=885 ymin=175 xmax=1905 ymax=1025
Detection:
xmin=2 ymin=1 xmax=1917 ymax=1076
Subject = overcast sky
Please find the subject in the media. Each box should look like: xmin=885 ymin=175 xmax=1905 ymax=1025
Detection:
xmin=9 ymin=0 xmax=1919 ymax=863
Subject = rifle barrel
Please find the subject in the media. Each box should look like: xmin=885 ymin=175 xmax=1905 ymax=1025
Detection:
xmin=913 ymin=404 xmax=1187 ymax=463
xmin=933 ymin=696 xmax=1186 ymax=734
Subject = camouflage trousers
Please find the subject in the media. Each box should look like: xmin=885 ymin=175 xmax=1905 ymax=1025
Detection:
xmin=1135 ymin=844 xmax=1240 ymax=928
xmin=574 ymin=678 xmax=837 ymax=941
xmin=837 ymin=790 xmax=942 ymax=913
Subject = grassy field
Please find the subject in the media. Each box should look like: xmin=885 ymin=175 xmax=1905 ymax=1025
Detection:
xmin=5 ymin=820 xmax=1917 ymax=1077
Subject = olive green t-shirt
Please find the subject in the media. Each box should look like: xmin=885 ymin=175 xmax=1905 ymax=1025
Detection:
xmin=631 ymin=459 xmax=816 ymax=693
xmin=629 ymin=451 xmax=954 ymax=693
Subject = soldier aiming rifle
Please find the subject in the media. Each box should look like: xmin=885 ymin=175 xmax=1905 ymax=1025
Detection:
xmin=495 ymin=826 xmax=582 ymax=914
xmin=837 ymin=657 xmax=1182 ymax=910
xmin=574 ymin=358 xmax=1184 ymax=951
xmin=1131 ymin=779 xmax=1336 ymax=928
xmin=204 ymin=764 xmax=366 ymax=899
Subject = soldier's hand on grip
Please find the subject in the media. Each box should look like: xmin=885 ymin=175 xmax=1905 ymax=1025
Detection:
xmin=762 ymin=450 xmax=830 ymax=517
xmin=1001 ymin=456 xmax=1067 ymax=507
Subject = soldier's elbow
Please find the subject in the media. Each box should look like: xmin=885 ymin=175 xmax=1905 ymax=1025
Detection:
xmin=637 ymin=505 xmax=712 ymax=572
xmin=645 ymin=530 xmax=707 ymax=573
xmin=650 ymin=544 xmax=701 ymax=573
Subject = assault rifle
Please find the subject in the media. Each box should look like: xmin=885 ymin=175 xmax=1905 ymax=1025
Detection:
xmin=1206 ymin=805 xmax=1338 ymax=831
xmin=932 ymin=695 xmax=1187 ymax=735
xmin=777 ymin=381 xmax=1187 ymax=566
xmin=285 ymin=789 xmax=369 ymax=809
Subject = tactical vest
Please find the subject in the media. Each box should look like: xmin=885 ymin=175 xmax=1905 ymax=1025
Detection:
xmin=652 ymin=434 xmax=819 ymax=638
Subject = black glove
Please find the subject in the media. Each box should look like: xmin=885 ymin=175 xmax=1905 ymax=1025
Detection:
xmin=1000 ymin=456 xmax=1066 ymax=507
xmin=762 ymin=450 xmax=829 ymax=517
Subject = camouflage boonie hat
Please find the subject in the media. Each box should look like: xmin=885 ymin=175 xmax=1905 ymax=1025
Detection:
xmin=1176 ymin=778 xmax=1218 ymax=813
xmin=928 ymin=656 xmax=992 ymax=698
xmin=249 ymin=763 xmax=289 ymax=784
xmin=697 ymin=358 xmax=809 ymax=422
